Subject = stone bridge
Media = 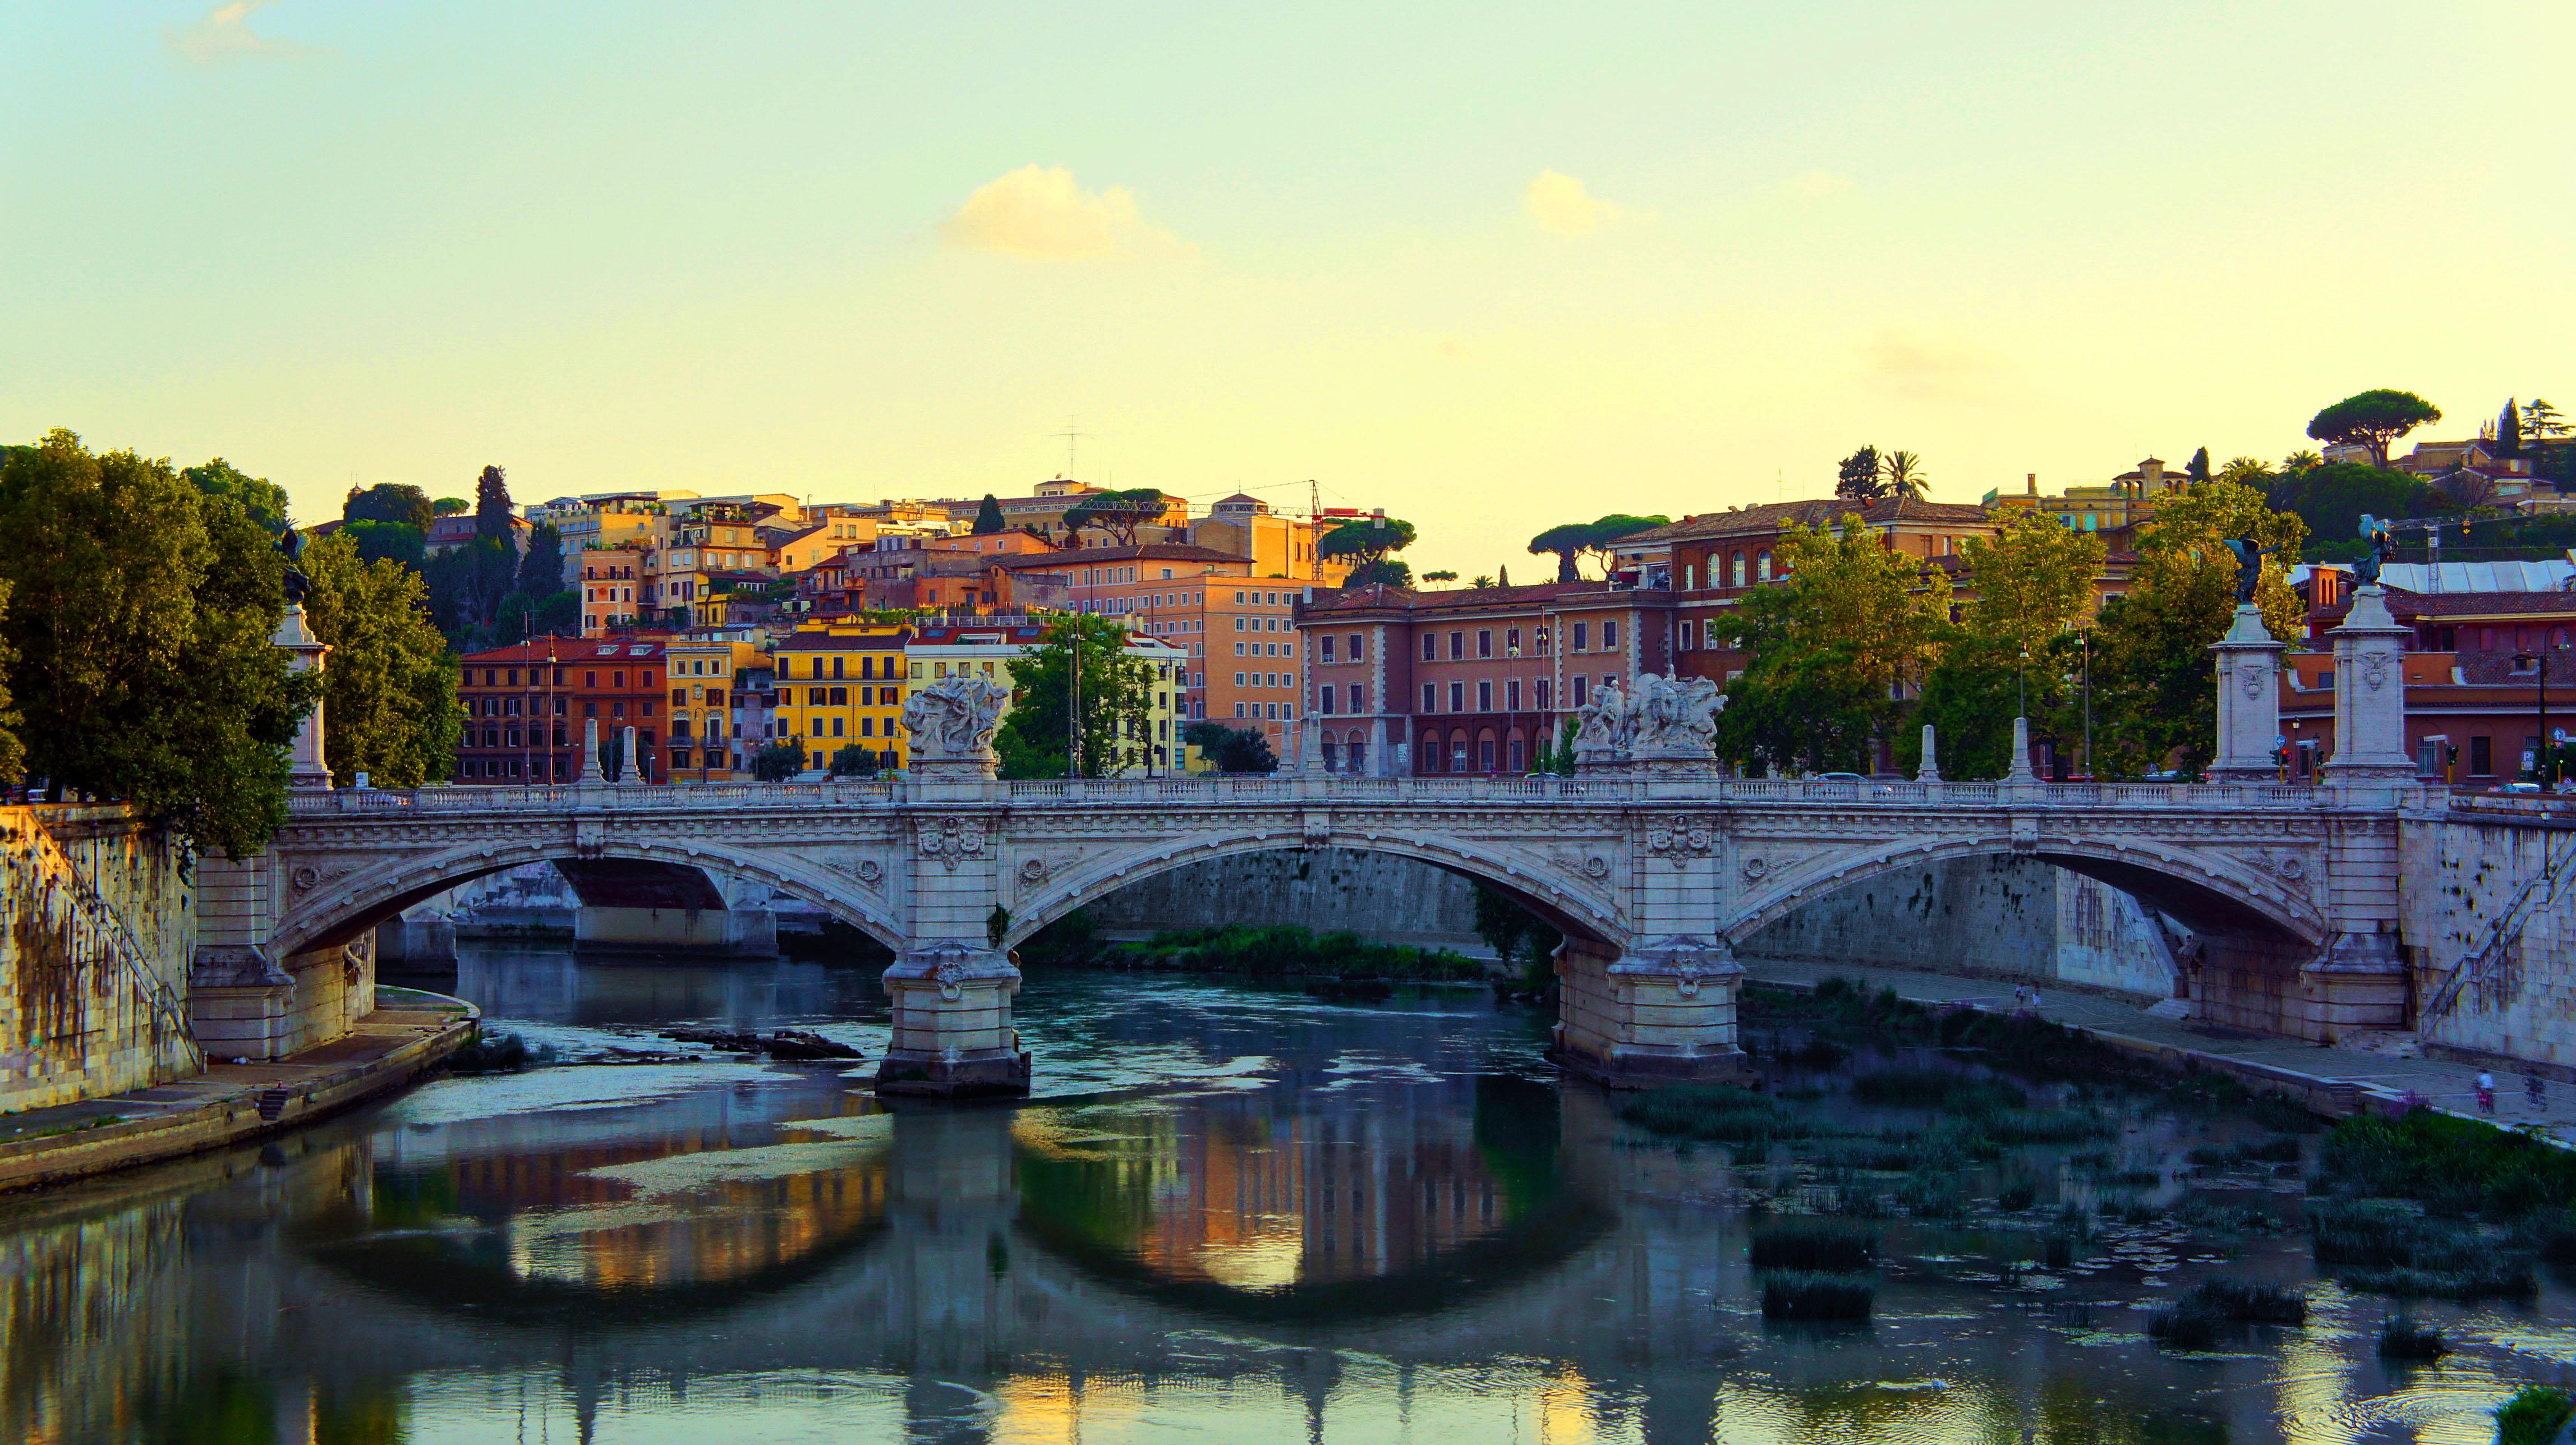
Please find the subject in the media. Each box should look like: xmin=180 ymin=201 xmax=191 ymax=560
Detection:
xmin=195 ymin=590 xmax=2430 ymax=1094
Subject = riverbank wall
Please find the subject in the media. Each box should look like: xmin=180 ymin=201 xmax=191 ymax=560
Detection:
xmin=1081 ymin=848 xmax=1491 ymax=952
xmin=0 ymin=807 xmax=196 ymax=1114
xmin=2402 ymin=802 xmax=2576 ymax=1075
xmin=1733 ymin=855 xmax=2184 ymax=1001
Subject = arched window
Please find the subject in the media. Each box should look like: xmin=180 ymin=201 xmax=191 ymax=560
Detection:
xmin=1450 ymin=729 xmax=1470 ymax=772
xmin=1757 ymin=549 xmax=1773 ymax=582
xmin=1321 ymin=737 xmax=1340 ymax=771
xmin=1731 ymin=551 xmax=1746 ymax=587
xmin=1421 ymin=731 xmax=1442 ymax=774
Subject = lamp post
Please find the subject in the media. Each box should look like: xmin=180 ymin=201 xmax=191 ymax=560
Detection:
xmin=2081 ymin=628 xmax=2093 ymax=780
xmin=2514 ymin=645 xmax=2564 ymax=785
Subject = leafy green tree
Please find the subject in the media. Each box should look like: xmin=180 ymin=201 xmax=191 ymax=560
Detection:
xmin=186 ymin=459 xmax=291 ymax=535
xmin=1324 ymin=516 xmax=1418 ymax=577
xmin=0 ymin=431 xmax=315 ymax=853
xmin=1345 ymin=558 xmax=1413 ymax=588
xmin=516 ymin=521 xmax=564 ymax=599
xmin=2185 ymin=447 xmax=2212 ymax=484
xmin=973 ymin=494 xmax=1005 ymax=535
xmin=1470 ymin=574 xmax=1495 ymax=588
xmin=1061 ymin=487 xmax=1168 ymax=546
xmin=1907 ymin=510 xmax=2106 ymax=777
xmin=828 ymin=743 xmax=877 ymax=777
xmin=752 ymin=739 xmax=804 ymax=781
xmin=344 ymin=520 xmax=425 ymax=568
xmin=1835 ymin=445 xmax=1884 ymax=501
xmin=1879 ymin=450 xmax=1928 ymax=499
xmin=344 ymin=482 xmax=434 ymax=531
xmin=2279 ymin=449 xmax=2325 ymax=475
xmin=2089 ymin=481 xmax=2304 ymax=779
xmin=1473 ymin=883 xmax=1559 ymax=986
xmin=1531 ymin=717 xmax=1579 ymax=775
xmin=2525 ymin=398 xmax=2568 ymax=441
xmin=473 ymin=465 xmax=513 ymax=541
xmin=298 ymin=533 xmax=462 ymax=787
xmin=2307 ymin=389 xmax=2441 ymax=467
xmin=431 ymin=496 xmax=468 ymax=516
xmin=1524 ymin=514 xmax=1667 ymax=582
xmin=1181 ymin=720 xmax=1277 ymax=773
xmin=2265 ymin=463 xmax=2436 ymax=559
xmin=532 ymin=591 xmax=579 ymax=637
xmin=1422 ymin=569 xmax=1459 ymax=585
xmin=1713 ymin=514 xmax=1951 ymax=775
xmin=994 ymin=614 xmax=1153 ymax=778
xmin=2216 ymin=456 xmax=2274 ymax=487
xmin=0 ymin=582 xmax=25 ymax=781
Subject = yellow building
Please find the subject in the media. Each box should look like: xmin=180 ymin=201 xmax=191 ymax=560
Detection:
xmin=772 ymin=621 xmax=910 ymax=774
xmin=663 ymin=637 xmax=765 ymax=782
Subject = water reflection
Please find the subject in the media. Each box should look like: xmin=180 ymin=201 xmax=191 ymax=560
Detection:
xmin=0 ymin=958 xmax=2567 ymax=1444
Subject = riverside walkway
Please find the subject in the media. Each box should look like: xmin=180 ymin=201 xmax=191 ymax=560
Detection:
xmin=1743 ymin=958 xmax=2576 ymax=1143
xmin=0 ymin=989 xmax=475 ymax=1193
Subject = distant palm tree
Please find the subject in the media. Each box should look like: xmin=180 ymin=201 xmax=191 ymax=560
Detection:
xmin=2218 ymin=456 xmax=2274 ymax=487
xmin=1879 ymin=450 xmax=1928 ymax=499
xmin=2279 ymin=449 xmax=2325 ymax=475
xmin=1471 ymin=574 xmax=1495 ymax=588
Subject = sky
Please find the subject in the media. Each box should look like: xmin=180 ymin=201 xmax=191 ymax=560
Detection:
xmin=4 ymin=1 xmax=2572 ymax=578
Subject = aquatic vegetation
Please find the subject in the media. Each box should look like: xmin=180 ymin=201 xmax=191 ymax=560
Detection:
xmin=1898 ymin=1169 xmax=1971 ymax=1220
xmin=1759 ymin=1271 xmax=1875 ymax=1320
xmin=1853 ymin=1067 xmax=2027 ymax=1113
xmin=2176 ymin=1195 xmax=2285 ymax=1236
xmin=2149 ymin=1278 xmax=2308 ymax=1349
xmin=2041 ymin=1230 xmax=2080 ymax=1269
xmin=2318 ymin=1108 xmax=2576 ymax=1219
xmin=445 ymin=1029 xmax=555 ymax=1075
xmin=2310 ymin=1200 xmax=2536 ymax=1299
xmin=2189 ymin=1136 xmax=2303 ymax=1168
xmin=1999 ymin=1176 xmax=2040 ymax=1212
xmin=2375 ymin=1317 xmax=2449 ymax=1360
xmin=1986 ymin=1108 xmax=2116 ymax=1145
xmin=1094 ymin=924 xmax=1485 ymax=981
xmin=2495 ymin=1387 xmax=2573 ymax=1445
xmin=1749 ymin=1219 xmax=1877 ymax=1273
xmin=1620 ymin=1087 xmax=1810 ymax=1144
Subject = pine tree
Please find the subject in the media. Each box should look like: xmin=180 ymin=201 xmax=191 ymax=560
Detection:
xmin=473 ymin=465 xmax=513 ymax=541
xmin=973 ymin=494 xmax=1005 ymax=535
xmin=2186 ymin=447 xmax=2212 ymax=483
xmin=2497 ymin=400 xmax=2523 ymax=458
xmin=1835 ymin=446 xmax=1885 ymax=501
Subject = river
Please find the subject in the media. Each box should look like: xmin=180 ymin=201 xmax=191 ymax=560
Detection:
xmin=2 ymin=944 xmax=2569 ymax=1444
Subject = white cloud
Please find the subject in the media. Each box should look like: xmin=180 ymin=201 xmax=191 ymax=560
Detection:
xmin=939 ymin=165 xmax=1190 ymax=261
xmin=165 ymin=1 xmax=318 ymax=63
xmin=1788 ymin=170 xmax=1855 ymax=198
xmin=1521 ymin=171 xmax=1632 ymax=236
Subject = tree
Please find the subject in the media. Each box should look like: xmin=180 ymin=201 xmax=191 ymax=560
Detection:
xmin=993 ymin=614 xmax=1153 ymax=779
xmin=2217 ymin=456 xmax=2274 ymax=488
xmin=1061 ymin=487 xmax=1167 ymax=546
xmin=1326 ymin=516 xmax=1418 ymax=582
xmin=187 ymin=459 xmax=291 ymax=535
xmin=473 ymin=466 xmax=514 ymax=541
xmin=0 ymin=582 xmax=25 ymax=783
xmin=1182 ymin=720 xmax=1277 ymax=774
xmin=516 ymin=521 xmax=563 ymax=599
xmin=2435 ymin=469 xmax=2498 ymax=512
xmin=297 ymin=533 xmax=462 ymax=787
xmin=2496 ymin=399 xmax=2524 ymax=459
xmin=1422 ymin=569 xmax=1459 ymax=585
xmin=1836 ymin=446 xmax=1885 ymax=502
xmin=751 ymin=739 xmax=804 ymax=781
xmin=1470 ymin=574 xmax=1495 ymax=588
xmin=1712 ymin=514 xmax=1951 ymax=776
xmin=1879 ymin=450 xmax=1928 ymax=500
xmin=2279 ymin=449 xmax=2325 ymax=475
xmin=1908 ymin=510 xmax=2107 ymax=777
xmin=1473 ymin=884 xmax=1559 ymax=987
xmin=0 ymin=430 xmax=315 ymax=853
xmin=344 ymin=521 xmax=425 ymax=569
xmin=2264 ymin=462 xmax=2435 ymax=558
xmin=828 ymin=743 xmax=878 ymax=777
xmin=2088 ymin=480 xmax=2304 ymax=780
xmin=344 ymin=482 xmax=434 ymax=531
xmin=972 ymin=494 xmax=1006 ymax=535
xmin=2524 ymin=398 xmax=2568 ymax=441
xmin=2307 ymin=389 xmax=2442 ymax=467
xmin=432 ymin=496 xmax=468 ymax=516
xmin=1531 ymin=716 xmax=1579 ymax=775
xmin=1346 ymin=558 xmax=1414 ymax=588
xmin=1525 ymin=514 xmax=1667 ymax=582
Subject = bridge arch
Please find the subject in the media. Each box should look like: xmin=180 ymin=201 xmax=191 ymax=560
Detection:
xmin=1723 ymin=833 xmax=2328 ymax=949
xmin=269 ymin=835 xmax=905 ymax=961
xmin=1001 ymin=827 xmax=1629 ymax=955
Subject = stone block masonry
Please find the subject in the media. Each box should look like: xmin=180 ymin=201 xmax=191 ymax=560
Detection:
xmin=0 ymin=807 xmax=196 ymax=1114
xmin=2402 ymin=800 xmax=2576 ymax=1074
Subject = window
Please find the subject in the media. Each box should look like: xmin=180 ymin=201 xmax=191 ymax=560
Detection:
xmin=1572 ymin=676 xmax=1588 ymax=706
xmin=1423 ymin=682 xmax=1438 ymax=712
xmin=2471 ymin=735 xmax=2494 ymax=775
xmin=1603 ymin=620 xmax=1619 ymax=650
xmin=831 ymin=717 xmax=844 ymax=737
xmin=1758 ymin=549 xmax=1773 ymax=581
xmin=1423 ymin=634 xmax=1437 ymax=661
xmin=1477 ymin=680 xmax=1492 ymax=710
xmin=1506 ymin=628 xmax=1521 ymax=654
xmin=1351 ymin=685 xmax=1366 ymax=712
xmin=1236 ymin=702 xmax=1248 ymax=718
xmin=1348 ymin=632 xmax=1364 ymax=661
xmin=1449 ymin=631 xmax=1464 ymax=660
xmin=1536 ymin=679 xmax=1552 ymax=711
xmin=1236 ymin=671 xmax=1247 ymax=686
xmin=1321 ymin=636 xmax=1336 ymax=662
xmin=1235 ymin=642 xmax=1246 ymax=656
xmin=1321 ymin=686 xmax=1336 ymax=715
xmin=1571 ymin=622 xmax=1588 ymax=651
xmin=1508 ymin=734 xmax=1525 ymax=772
xmin=1449 ymin=681 xmax=1465 ymax=712
xmin=1681 ymin=620 xmax=1696 ymax=651
xmin=1479 ymin=735 xmax=1495 ymax=771
xmin=1507 ymin=679 xmax=1521 ymax=710
xmin=1238 ymin=616 xmax=1248 ymax=632
xmin=1477 ymin=630 xmax=1492 ymax=659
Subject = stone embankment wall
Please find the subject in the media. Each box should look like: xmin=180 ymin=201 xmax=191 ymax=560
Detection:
xmin=191 ymin=851 xmax=375 ymax=1064
xmin=1736 ymin=856 xmax=2183 ymax=1001
xmin=1083 ymin=847 xmax=1492 ymax=952
xmin=0 ymin=807 xmax=195 ymax=1113
xmin=2400 ymin=806 xmax=2576 ymax=1073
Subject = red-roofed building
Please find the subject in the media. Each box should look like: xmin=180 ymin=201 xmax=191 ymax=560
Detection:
xmin=454 ymin=637 xmax=669 ymax=784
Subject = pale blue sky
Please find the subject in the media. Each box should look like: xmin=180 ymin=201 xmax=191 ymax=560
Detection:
xmin=4 ymin=2 xmax=2569 ymax=574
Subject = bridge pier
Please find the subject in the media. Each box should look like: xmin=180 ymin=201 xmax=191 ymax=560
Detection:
xmin=876 ymin=944 xmax=1031 ymax=1097
xmin=1548 ymin=938 xmax=1749 ymax=1088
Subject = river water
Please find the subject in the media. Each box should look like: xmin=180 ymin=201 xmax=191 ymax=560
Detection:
xmin=3 ymin=946 xmax=2571 ymax=1445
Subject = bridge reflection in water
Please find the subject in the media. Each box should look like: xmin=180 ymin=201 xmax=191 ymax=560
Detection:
xmin=1 ymin=970 xmax=2446 ymax=1444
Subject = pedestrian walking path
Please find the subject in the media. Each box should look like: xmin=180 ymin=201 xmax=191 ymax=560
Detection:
xmin=0 ymin=988 xmax=476 ymax=1194
xmin=1741 ymin=958 xmax=2573 ymax=1143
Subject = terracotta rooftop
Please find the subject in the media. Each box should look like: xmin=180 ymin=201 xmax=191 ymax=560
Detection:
xmin=1617 ymin=496 xmax=1994 ymax=544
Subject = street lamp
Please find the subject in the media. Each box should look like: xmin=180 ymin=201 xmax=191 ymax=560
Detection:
xmin=2513 ymin=643 xmax=2567 ymax=786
